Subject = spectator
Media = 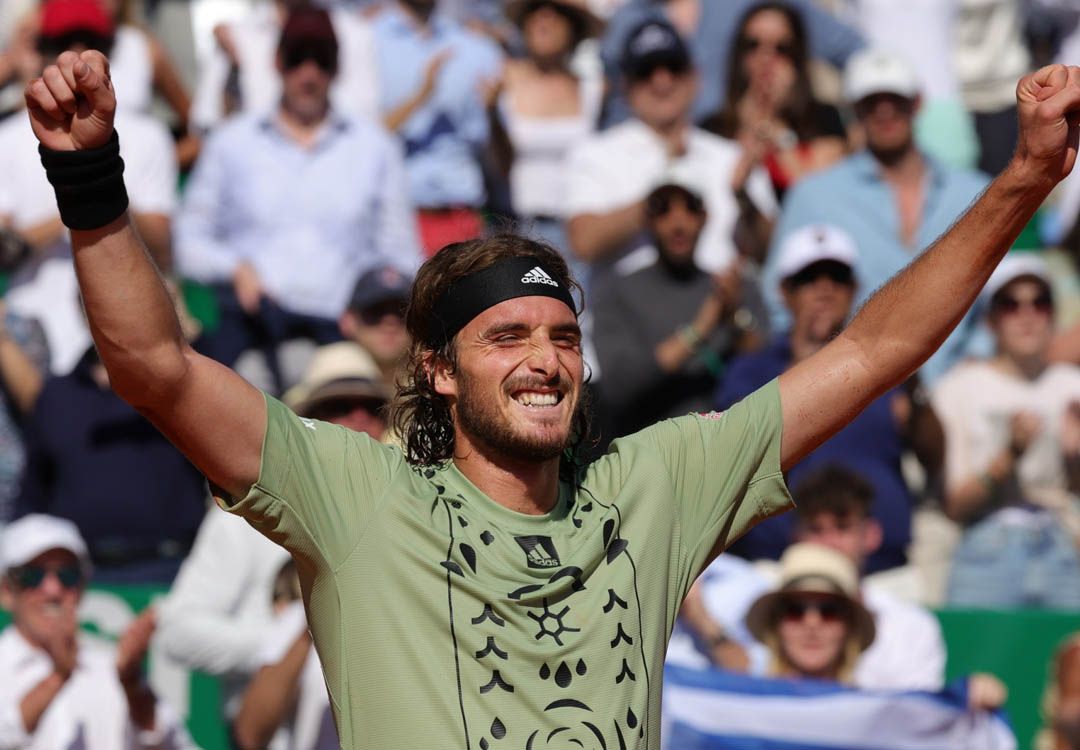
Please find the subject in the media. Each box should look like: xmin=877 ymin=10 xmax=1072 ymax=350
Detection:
xmin=176 ymin=6 xmax=420 ymax=395
xmin=761 ymin=48 xmax=990 ymax=384
xmin=932 ymin=254 xmax=1080 ymax=609
xmin=680 ymin=467 xmax=946 ymax=690
xmin=954 ymin=0 xmax=1030 ymax=176
xmin=373 ymin=0 xmax=504 ymax=255
xmin=489 ymin=0 xmax=605 ymax=267
xmin=745 ymin=542 xmax=876 ymax=683
xmin=233 ymin=560 xmax=338 ymax=750
xmin=0 ymin=304 xmax=48 ymax=527
xmin=1038 ymin=634 xmax=1080 ymax=750
xmin=0 ymin=514 xmax=194 ymax=748
xmin=0 ymin=0 xmax=177 ymax=376
xmin=703 ymin=2 xmax=847 ymax=204
xmin=283 ymin=343 xmax=392 ymax=440
xmin=0 ymin=0 xmax=38 ymax=117
xmin=337 ymin=265 xmax=412 ymax=388
xmin=718 ymin=224 xmax=943 ymax=571
xmin=14 ymin=344 xmax=208 ymax=585
xmin=592 ymin=182 xmax=766 ymax=437
xmin=598 ymin=0 xmax=864 ymax=129
xmin=566 ymin=16 xmax=777 ymax=278
xmin=190 ymin=0 xmax=381 ymax=132
xmin=156 ymin=345 xmax=392 ymax=732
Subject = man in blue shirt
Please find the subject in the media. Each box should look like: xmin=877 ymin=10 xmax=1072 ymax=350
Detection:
xmin=718 ymin=224 xmax=943 ymax=573
xmin=761 ymin=48 xmax=991 ymax=383
xmin=373 ymin=0 xmax=503 ymax=255
xmin=176 ymin=7 xmax=419 ymax=393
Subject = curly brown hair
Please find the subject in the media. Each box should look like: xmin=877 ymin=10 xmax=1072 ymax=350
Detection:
xmin=389 ymin=233 xmax=590 ymax=469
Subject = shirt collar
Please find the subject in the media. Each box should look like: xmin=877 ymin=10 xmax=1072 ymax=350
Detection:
xmin=258 ymin=111 xmax=350 ymax=146
xmin=384 ymin=5 xmax=451 ymax=40
xmin=851 ymin=149 xmax=948 ymax=188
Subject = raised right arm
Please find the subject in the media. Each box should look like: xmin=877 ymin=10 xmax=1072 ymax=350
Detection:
xmin=26 ymin=51 xmax=264 ymax=499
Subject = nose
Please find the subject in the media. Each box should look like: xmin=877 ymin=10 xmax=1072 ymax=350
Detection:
xmin=526 ymin=333 xmax=559 ymax=377
xmin=38 ymin=571 xmax=66 ymax=597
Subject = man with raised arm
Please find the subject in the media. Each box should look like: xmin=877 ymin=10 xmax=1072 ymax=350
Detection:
xmin=22 ymin=49 xmax=1080 ymax=749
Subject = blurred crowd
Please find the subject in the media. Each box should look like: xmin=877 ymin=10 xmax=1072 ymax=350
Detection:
xmin=2 ymin=0 xmax=1080 ymax=747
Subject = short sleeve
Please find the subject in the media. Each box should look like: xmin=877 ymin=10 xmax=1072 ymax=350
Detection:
xmin=639 ymin=379 xmax=792 ymax=575
xmin=218 ymin=394 xmax=404 ymax=568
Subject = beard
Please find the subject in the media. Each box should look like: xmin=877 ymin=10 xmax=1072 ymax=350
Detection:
xmin=454 ymin=369 xmax=578 ymax=463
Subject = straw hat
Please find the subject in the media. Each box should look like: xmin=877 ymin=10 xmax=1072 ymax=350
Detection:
xmin=283 ymin=342 xmax=391 ymax=418
xmin=505 ymin=0 xmax=605 ymax=42
xmin=745 ymin=542 xmax=876 ymax=651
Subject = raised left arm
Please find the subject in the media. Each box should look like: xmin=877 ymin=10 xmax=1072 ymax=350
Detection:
xmin=779 ymin=64 xmax=1080 ymax=470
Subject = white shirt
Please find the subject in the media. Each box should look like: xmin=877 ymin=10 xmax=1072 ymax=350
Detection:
xmin=190 ymin=4 xmax=380 ymax=132
xmin=932 ymin=360 xmax=1080 ymax=517
xmin=684 ymin=555 xmax=946 ymax=691
xmin=0 ymin=110 xmax=178 ymax=375
xmin=0 ymin=627 xmax=194 ymax=750
xmin=564 ymin=120 xmax=777 ymax=272
xmin=156 ymin=508 xmax=292 ymax=719
xmin=110 ymin=26 xmax=155 ymax=115
xmin=254 ymin=603 xmax=337 ymax=750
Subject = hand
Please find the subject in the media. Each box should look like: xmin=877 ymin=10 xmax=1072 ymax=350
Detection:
xmin=1013 ymin=65 xmax=1080 ymax=189
xmin=967 ymin=673 xmax=1007 ymax=711
xmin=420 ymin=50 xmax=453 ymax=102
xmin=1008 ymin=411 xmax=1043 ymax=456
xmin=233 ymin=261 xmax=264 ymax=316
xmin=1063 ymin=402 xmax=1080 ymax=457
xmin=116 ymin=608 xmax=156 ymax=687
xmin=41 ymin=611 xmax=79 ymax=680
xmin=24 ymin=50 xmax=116 ymax=152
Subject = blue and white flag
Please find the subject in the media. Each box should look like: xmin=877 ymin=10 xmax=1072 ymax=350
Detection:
xmin=663 ymin=666 xmax=1016 ymax=750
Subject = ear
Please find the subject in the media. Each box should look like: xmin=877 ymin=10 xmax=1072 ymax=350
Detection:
xmin=430 ymin=353 xmax=458 ymax=398
xmin=339 ymin=310 xmax=359 ymax=340
xmin=861 ymin=518 xmax=883 ymax=556
xmin=0 ymin=577 xmax=13 ymax=612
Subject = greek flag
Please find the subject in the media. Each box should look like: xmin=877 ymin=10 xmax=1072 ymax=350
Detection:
xmin=663 ymin=666 xmax=1016 ymax=750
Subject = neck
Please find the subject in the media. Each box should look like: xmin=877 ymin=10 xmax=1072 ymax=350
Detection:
xmin=278 ymin=105 xmax=328 ymax=143
xmin=646 ymin=117 xmax=690 ymax=155
xmin=530 ymin=54 xmax=572 ymax=76
xmin=992 ymin=351 xmax=1047 ymax=381
xmin=874 ymin=145 xmax=924 ymax=184
xmin=453 ymin=435 xmax=562 ymax=516
xmin=657 ymin=250 xmax=698 ymax=279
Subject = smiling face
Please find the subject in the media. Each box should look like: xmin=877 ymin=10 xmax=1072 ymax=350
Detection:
xmin=1 ymin=548 xmax=84 ymax=649
xmin=435 ymin=296 xmax=583 ymax=463
xmin=523 ymin=4 xmax=576 ymax=60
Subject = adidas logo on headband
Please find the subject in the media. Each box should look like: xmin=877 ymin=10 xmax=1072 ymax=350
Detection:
xmin=521 ymin=266 xmax=559 ymax=287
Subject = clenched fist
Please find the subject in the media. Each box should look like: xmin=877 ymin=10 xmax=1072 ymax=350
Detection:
xmin=24 ymin=49 xmax=116 ymax=152
xmin=1014 ymin=64 xmax=1080 ymax=189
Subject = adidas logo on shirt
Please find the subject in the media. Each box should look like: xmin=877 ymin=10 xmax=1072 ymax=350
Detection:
xmin=521 ymin=266 xmax=559 ymax=287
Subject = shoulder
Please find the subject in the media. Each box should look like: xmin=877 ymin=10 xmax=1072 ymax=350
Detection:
xmin=1045 ymin=362 xmax=1080 ymax=386
xmin=862 ymin=586 xmax=942 ymax=637
xmin=115 ymin=111 xmax=173 ymax=152
xmin=689 ymin=128 xmax=742 ymax=160
xmin=932 ymin=359 xmax=991 ymax=396
xmin=569 ymin=121 xmax=648 ymax=162
xmin=935 ymin=160 xmax=992 ymax=193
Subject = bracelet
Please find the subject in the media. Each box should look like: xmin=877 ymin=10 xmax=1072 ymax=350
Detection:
xmin=678 ymin=324 xmax=703 ymax=349
xmin=38 ymin=131 xmax=129 ymax=231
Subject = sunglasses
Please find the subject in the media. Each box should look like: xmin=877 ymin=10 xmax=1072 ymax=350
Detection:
xmin=359 ymin=301 xmax=407 ymax=326
xmin=992 ymin=292 xmax=1053 ymax=316
xmin=647 ymin=193 xmax=706 ymax=217
xmin=787 ymin=261 xmax=854 ymax=288
xmin=282 ymin=44 xmax=337 ymax=74
xmin=9 ymin=564 xmax=83 ymax=590
xmin=308 ymin=397 xmax=384 ymax=422
xmin=628 ymin=57 xmax=691 ymax=83
xmin=741 ymin=36 xmax=796 ymax=60
xmin=779 ymin=598 xmax=850 ymax=624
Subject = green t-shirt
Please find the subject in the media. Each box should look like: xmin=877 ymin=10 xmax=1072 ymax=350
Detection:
xmin=221 ymin=379 xmax=791 ymax=749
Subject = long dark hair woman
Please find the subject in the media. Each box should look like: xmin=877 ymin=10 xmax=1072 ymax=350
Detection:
xmin=705 ymin=1 xmax=846 ymax=201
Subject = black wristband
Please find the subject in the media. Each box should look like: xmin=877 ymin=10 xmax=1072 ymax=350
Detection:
xmin=38 ymin=130 xmax=129 ymax=231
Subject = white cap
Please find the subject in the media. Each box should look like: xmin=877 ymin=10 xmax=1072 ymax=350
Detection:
xmin=984 ymin=253 xmax=1051 ymax=302
xmin=282 ymin=342 xmax=390 ymax=418
xmin=0 ymin=514 xmax=91 ymax=577
xmin=775 ymin=224 xmax=858 ymax=282
xmin=843 ymin=48 xmax=920 ymax=103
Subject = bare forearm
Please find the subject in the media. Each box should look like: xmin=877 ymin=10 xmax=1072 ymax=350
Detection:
xmin=567 ymin=203 xmax=646 ymax=262
xmin=19 ymin=673 xmax=66 ymax=735
xmin=0 ymin=334 xmax=43 ymax=413
xmin=233 ymin=635 xmax=310 ymax=750
xmin=70 ymin=214 xmax=188 ymax=404
xmin=131 ymin=213 xmax=173 ymax=272
xmin=122 ymin=679 xmax=157 ymax=732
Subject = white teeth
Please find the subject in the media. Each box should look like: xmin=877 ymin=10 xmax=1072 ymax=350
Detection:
xmin=515 ymin=392 xmax=558 ymax=407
